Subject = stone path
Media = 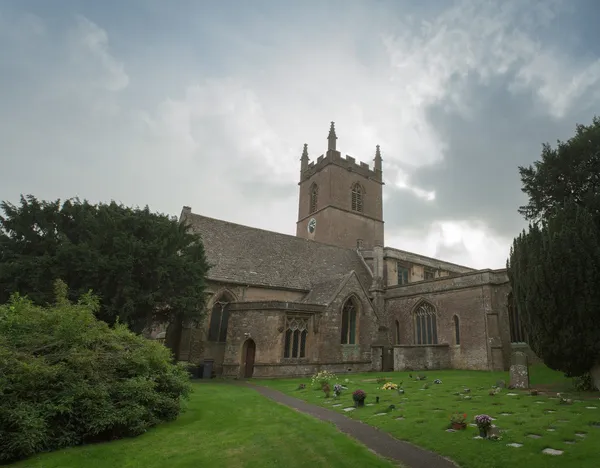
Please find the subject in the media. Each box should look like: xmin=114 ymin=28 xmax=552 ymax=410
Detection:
xmin=244 ymin=383 xmax=458 ymax=468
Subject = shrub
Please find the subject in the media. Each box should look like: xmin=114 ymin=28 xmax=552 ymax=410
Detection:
xmin=0 ymin=281 xmax=191 ymax=463
xmin=573 ymin=372 xmax=598 ymax=391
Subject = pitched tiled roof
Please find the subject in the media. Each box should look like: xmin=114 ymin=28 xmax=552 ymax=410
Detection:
xmin=182 ymin=211 xmax=373 ymax=291
xmin=302 ymin=273 xmax=351 ymax=305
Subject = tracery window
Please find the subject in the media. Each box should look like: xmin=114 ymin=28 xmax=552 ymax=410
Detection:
xmin=341 ymin=297 xmax=358 ymax=344
xmin=283 ymin=316 xmax=308 ymax=358
xmin=395 ymin=320 xmax=401 ymax=344
xmin=351 ymin=183 xmax=363 ymax=212
xmin=208 ymin=297 xmax=230 ymax=342
xmin=309 ymin=183 xmax=318 ymax=213
xmin=414 ymin=301 xmax=438 ymax=345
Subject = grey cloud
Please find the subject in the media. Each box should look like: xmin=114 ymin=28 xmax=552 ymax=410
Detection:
xmin=384 ymin=71 xmax=600 ymax=239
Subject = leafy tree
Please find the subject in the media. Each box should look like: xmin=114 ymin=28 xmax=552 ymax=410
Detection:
xmin=0 ymin=281 xmax=192 ymax=463
xmin=0 ymin=195 xmax=210 ymax=351
xmin=518 ymin=116 xmax=600 ymax=222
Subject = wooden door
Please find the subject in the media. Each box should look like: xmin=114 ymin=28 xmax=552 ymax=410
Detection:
xmin=244 ymin=340 xmax=256 ymax=378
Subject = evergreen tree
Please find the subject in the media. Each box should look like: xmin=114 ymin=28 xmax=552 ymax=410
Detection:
xmin=518 ymin=116 xmax=600 ymax=222
xmin=0 ymin=195 xmax=210 ymax=349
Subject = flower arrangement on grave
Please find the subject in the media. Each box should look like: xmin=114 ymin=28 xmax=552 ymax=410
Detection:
xmin=381 ymin=382 xmax=398 ymax=390
xmin=352 ymin=389 xmax=367 ymax=407
xmin=433 ymin=379 xmax=442 ymax=384
xmin=557 ymin=393 xmax=573 ymax=405
xmin=449 ymin=412 xmax=467 ymax=430
xmin=474 ymin=414 xmax=493 ymax=438
xmin=297 ymin=383 xmax=306 ymax=390
xmin=311 ymin=370 xmax=337 ymax=389
xmin=322 ymin=383 xmax=331 ymax=398
xmin=333 ymin=383 xmax=345 ymax=397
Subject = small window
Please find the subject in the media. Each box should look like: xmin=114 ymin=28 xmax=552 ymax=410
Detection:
xmin=341 ymin=297 xmax=358 ymax=344
xmin=397 ymin=263 xmax=410 ymax=284
xmin=453 ymin=315 xmax=460 ymax=345
xmin=424 ymin=268 xmax=435 ymax=280
xmin=395 ymin=320 xmax=401 ymax=344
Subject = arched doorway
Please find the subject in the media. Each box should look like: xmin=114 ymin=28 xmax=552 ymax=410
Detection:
xmin=242 ymin=339 xmax=256 ymax=378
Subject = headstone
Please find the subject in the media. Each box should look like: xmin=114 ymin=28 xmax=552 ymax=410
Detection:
xmin=542 ymin=448 xmax=563 ymax=456
xmin=509 ymin=352 xmax=530 ymax=389
xmin=496 ymin=379 xmax=506 ymax=388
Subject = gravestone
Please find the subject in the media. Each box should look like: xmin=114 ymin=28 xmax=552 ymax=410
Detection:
xmin=509 ymin=351 xmax=530 ymax=389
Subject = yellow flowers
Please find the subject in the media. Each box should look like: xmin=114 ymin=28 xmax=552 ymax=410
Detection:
xmin=380 ymin=382 xmax=398 ymax=390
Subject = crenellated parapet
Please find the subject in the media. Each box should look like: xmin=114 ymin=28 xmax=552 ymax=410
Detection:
xmin=299 ymin=121 xmax=383 ymax=184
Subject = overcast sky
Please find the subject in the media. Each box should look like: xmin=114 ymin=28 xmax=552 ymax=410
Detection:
xmin=2 ymin=0 xmax=600 ymax=269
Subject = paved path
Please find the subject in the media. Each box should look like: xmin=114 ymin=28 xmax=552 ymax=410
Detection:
xmin=244 ymin=383 xmax=459 ymax=468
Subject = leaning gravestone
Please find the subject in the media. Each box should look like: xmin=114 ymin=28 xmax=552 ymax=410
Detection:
xmin=509 ymin=352 xmax=530 ymax=389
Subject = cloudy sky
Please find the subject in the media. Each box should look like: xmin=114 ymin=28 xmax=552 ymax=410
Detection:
xmin=2 ymin=0 xmax=600 ymax=269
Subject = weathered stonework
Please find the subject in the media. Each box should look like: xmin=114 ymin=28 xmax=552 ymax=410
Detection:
xmin=172 ymin=122 xmax=531 ymax=377
xmin=394 ymin=345 xmax=451 ymax=371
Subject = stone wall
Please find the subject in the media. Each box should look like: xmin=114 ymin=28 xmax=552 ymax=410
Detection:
xmin=393 ymin=345 xmax=451 ymax=370
xmin=215 ymin=273 xmax=380 ymax=378
xmin=385 ymin=269 xmax=512 ymax=371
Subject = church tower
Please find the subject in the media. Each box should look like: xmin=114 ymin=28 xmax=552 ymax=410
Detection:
xmin=296 ymin=122 xmax=385 ymax=250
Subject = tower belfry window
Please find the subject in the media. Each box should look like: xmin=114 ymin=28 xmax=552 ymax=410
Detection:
xmin=351 ymin=183 xmax=363 ymax=212
xmin=310 ymin=183 xmax=318 ymax=213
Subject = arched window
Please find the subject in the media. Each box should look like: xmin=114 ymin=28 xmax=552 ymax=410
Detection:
xmin=208 ymin=294 xmax=232 ymax=342
xmin=283 ymin=316 xmax=308 ymax=358
xmin=453 ymin=315 xmax=460 ymax=345
xmin=414 ymin=301 xmax=438 ymax=345
xmin=395 ymin=320 xmax=401 ymax=344
xmin=351 ymin=183 xmax=363 ymax=212
xmin=508 ymin=292 xmax=526 ymax=343
xmin=309 ymin=183 xmax=318 ymax=213
xmin=341 ymin=297 xmax=358 ymax=344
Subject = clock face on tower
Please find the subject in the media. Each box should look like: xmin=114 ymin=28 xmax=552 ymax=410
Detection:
xmin=307 ymin=217 xmax=317 ymax=234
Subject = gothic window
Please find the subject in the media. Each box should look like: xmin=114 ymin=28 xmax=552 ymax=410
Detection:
xmin=309 ymin=183 xmax=318 ymax=213
xmin=414 ymin=301 xmax=438 ymax=345
xmin=453 ymin=315 xmax=460 ymax=345
xmin=341 ymin=297 xmax=358 ymax=344
xmin=397 ymin=263 xmax=410 ymax=284
xmin=351 ymin=183 xmax=363 ymax=212
xmin=208 ymin=296 xmax=231 ymax=342
xmin=395 ymin=320 xmax=401 ymax=344
xmin=424 ymin=267 xmax=435 ymax=280
xmin=283 ymin=316 xmax=309 ymax=358
xmin=508 ymin=292 xmax=526 ymax=343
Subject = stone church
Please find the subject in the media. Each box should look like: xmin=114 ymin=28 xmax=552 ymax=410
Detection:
xmin=175 ymin=122 xmax=527 ymax=378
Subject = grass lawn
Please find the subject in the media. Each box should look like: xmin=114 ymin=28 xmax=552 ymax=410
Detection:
xmin=256 ymin=365 xmax=600 ymax=468
xmin=11 ymin=383 xmax=396 ymax=468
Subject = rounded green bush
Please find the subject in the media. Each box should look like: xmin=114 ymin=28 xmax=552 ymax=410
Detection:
xmin=0 ymin=281 xmax=191 ymax=463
